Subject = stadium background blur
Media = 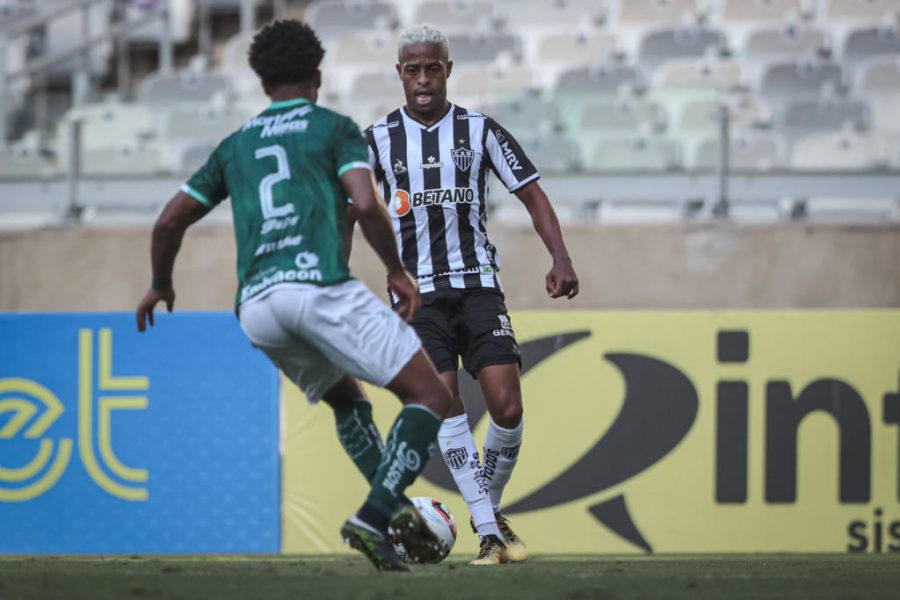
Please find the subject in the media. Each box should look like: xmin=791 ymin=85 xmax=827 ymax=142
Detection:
xmin=1 ymin=0 xmax=899 ymax=574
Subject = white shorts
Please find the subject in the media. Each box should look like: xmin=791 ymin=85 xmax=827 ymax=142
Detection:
xmin=238 ymin=280 xmax=422 ymax=402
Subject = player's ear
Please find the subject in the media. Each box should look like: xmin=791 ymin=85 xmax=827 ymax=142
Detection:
xmin=395 ymin=62 xmax=402 ymax=78
xmin=446 ymin=60 xmax=453 ymax=78
xmin=313 ymin=70 xmax=321 ymax=89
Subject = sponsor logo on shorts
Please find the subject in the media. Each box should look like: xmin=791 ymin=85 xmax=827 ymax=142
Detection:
xmin=501 ymin=444 xmax=521 ymax=460
xmin=493 ymin=314 xmax=515 ymax=338
xmin=240 ymin=268 xmax=324 ymax=302
xmin=443 ymin=447 xmax=468 ymax=470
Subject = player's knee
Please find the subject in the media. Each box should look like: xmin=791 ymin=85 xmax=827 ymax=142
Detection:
xmin=446 ymin=393 xmax=466 ymax=417
xmin=491 ymin=399 xmax=522 ymax=429
xmin=417 ymin=378 xmax=452 ymax=420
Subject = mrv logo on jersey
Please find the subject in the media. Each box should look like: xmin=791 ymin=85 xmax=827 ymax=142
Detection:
xmin=390 ymin=188 xmax=475 ymax=217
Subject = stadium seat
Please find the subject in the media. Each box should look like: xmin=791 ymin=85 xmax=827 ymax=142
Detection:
xmin=790 ymin=129 xmax=886 ymax=169
xmin=479 ymin=95 xmax=561 ymax=135
xmin=535 ymin=31 xmax=619 ymax=66
xmin=57 ymin=102 xmax=154 ymax=153
xmin=802 ymin=197 xmax=900 ymax=221
xmin=596 ymin=199 xmax=688 ymax=223
xmin=498 ymin=0 xmax=608 ymax=29
xmin=693 ymin=131 xmax=784 ymax=170
xmin=139 ymin=70 xmax=233 ymax=108
xmin=743 ymin=26 xmax=831 ymax=62
xmin=655 ymin=58 xmax=744 ymax=90
xmin=637 ymin=28 xmax=727 ymax=71
xmin=868 ymin=94 xmax=900 ymax=136
xmin=332 ymin=31 xmax=400 ymax=66
xmin=447 ymin=32 xmax=523 ymax=64
xmin=349 ymin=69 xmax=406 ymax=105
xmin=154 ymin=101 xmax=255 ymax=147
xmin=842 ymin=27 xmax=900 ymax=72
xmin=413 ymin=0 xmax=495 ymax=32
xmin=80 ymin=142 xmax=165 ymax=176
xmin=825 ymin=0 xmax=900 ymax=22
xmin=719 ymin=0 xmax=806 ymax=23
xmin=126 ymin=0 xmax=195 ymax=44
xmin=0 ymin=0 xmax=36 ymax=27
xmin=450 ymin=64 xmax=536 ymax=101
xmin=617 ymin=0 xmax=703 ymax=27
xmin=554 ymin=64 xmax=642 ymax=97
xmin=758 ymin=60 xmax=845 ymax=106
xmin=677 ymin=94 xmax=771 ymax=131
xmin=780 ymin=98 xmax=872 ymax=142
xmin=855 ymin=56 xmax=900 ymax=92
xmin=574 ymin=97 xmax=667 ymax=136
xmin=305 ymin=0 xmax=399 ymax=39
xmin=587 ymin=136 xmax=684 ymax=171
xmin=517 ymin=134 xmax=582 ymax=171
xmin=166 ymin=140 xmax=218 ymax=174
xmin=0 ymin=142 xmax=56 ymax=178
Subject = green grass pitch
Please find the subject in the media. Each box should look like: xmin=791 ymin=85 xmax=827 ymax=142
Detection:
xmin=1 ymin=555 xmax=898 ymax=600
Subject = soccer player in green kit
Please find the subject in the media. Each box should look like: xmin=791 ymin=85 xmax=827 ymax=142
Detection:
xmin=135 ymin=20 xmax=451 ymax=572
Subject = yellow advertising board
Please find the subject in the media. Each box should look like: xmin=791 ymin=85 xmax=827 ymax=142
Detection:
xmin=282 ymin=311 xmax=900 ymax=555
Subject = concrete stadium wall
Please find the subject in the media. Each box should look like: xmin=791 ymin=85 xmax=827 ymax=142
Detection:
xmin=0 ymin=222 xmax=898 ymax=312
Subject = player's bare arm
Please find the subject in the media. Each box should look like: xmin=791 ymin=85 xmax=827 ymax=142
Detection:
xmin=340 ymin=168 xmax=420 ymax=322
xmin=343 ymin=172 xmax=382 ymax=259
xmin=136 ymin=191 xmax=209 ymax=331
xmin=514 ymin=181 xmax=579 ymax=300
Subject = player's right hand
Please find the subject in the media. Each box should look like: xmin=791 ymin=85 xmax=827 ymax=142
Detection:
xmin=387 ymin=269 xmax=420 ymax=323
xmin=136 ymin=288 xmax=175 ymax=332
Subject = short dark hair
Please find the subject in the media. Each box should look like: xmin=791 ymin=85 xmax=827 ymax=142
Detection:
xmin=248 ymin=20 xmax=325 ymax=87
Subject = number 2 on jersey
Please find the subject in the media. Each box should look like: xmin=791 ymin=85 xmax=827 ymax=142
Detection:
xmin=255 ymin=145 xmax=295 ymax=219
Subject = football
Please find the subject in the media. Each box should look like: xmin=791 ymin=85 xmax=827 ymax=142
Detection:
xmin=391 ymin=497 xmax=458 ymax=564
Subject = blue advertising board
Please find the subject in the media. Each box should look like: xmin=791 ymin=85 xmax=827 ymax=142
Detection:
xmin=0 ymin=312 xmax=280 ymax=553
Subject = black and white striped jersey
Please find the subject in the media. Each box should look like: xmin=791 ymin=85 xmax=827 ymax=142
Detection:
xmin=365 ymin=104 xmax=539 ymax=295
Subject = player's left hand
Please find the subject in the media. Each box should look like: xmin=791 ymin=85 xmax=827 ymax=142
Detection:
xmin=136 ymin=288 xmax=175 ymax=332
xmin=546 ymin=258 xmax=579 ymax=299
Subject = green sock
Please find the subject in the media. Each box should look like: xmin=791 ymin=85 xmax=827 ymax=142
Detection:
xmin=334 ymin=400 xmax=385 ymax=482
xmin=367 ymin=405 xmax=442 ymax=514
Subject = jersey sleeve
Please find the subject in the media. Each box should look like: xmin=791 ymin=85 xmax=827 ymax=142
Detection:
xmin=181 ymin=141 xmax=229 ymax=208
xmin=483 ymin=117 xmax=540 ymax=193
xmin=365 ymin=127 xmax=386 ymax=184
xmin=334 ymin=116 xmax=373 ymax=178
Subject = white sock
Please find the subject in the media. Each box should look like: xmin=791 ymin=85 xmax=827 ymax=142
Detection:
xmin=482 ymin=418 xmax=523 ymax=511
xmin=438 ymin=414 xmax=501 ymax=539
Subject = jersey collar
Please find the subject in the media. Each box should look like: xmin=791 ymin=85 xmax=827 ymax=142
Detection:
xmin=267 ymin=97 xmax=311 ymax=110
xmin=400 ymin=103 xmax=455 ymax=132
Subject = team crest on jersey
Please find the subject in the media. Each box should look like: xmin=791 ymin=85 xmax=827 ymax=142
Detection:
xmin=451 ymin=146 xmax=475 ymax=171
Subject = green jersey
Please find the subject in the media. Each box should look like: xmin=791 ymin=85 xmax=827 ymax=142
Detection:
xmin=182 ymin=98 xmax=370 ymax=307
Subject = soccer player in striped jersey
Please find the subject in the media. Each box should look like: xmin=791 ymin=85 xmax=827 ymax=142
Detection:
xmin=362 ymin=24 xmax=579 ymax=565
xmin=134 ymin=20 xmax=454 ymax=572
